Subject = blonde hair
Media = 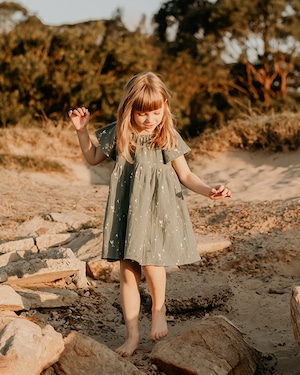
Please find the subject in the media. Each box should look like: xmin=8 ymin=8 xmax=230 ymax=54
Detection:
xmin=116 ymin=72 xmax=178 ymax=162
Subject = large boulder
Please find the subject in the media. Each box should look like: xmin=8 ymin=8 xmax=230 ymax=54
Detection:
xmin=0 ymin=284 xmax=30 ymax=311
xmin=0 ymin=318 xmax=64 ymax=375
xmin=0 ymin=311 xmax=19 ymax=330
xmin=52 ymin=331 xmax=145 ymax=375
xmin=151 ymin=315 xmax=260 ymax=375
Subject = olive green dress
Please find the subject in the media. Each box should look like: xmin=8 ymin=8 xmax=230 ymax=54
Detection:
xmin=95 ymin=123 xmax=200 ymax=267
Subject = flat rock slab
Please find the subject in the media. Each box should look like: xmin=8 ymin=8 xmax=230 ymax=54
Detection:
xmin=16 ymin=287 xmax=79 ymax=309
xmin=1 ymin=247 xmax=87 ymax=288
xmin=49 ymin=211 xmax=94 ymax=231
xmin=0 ymin=238 xmax=37 ymax=255
xmin=0 ymin=284 xmax=30 ymax=311
xmin=15 ymin=211 xmax=94 ymax=238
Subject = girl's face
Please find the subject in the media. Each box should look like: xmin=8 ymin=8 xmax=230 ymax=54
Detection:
xmin=132 ymin=105 xmax=164 ymax=134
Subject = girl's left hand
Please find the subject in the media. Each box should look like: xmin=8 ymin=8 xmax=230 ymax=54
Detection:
xmin=209 ymin=185 xmax=232 ymax=200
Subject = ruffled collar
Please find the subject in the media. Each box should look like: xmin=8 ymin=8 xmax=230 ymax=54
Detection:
xmin=133 ymin=133 xmax=154 ymax=145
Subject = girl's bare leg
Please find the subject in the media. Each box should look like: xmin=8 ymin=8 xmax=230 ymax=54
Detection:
xmin=115 ymin=260 xmax=141 ymax=357
xmin=143 ymin=265 xmax=168 ymax=341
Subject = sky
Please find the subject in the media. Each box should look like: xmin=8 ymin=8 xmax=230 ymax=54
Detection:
xmin=13 ymin=0 xmax=164 ymax=31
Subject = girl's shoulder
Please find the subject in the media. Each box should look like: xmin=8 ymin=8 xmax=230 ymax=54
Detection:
xmin=95 ymin=121 xmax=116 ymax=138
xmin=95 ymin=122 xmax=117 ymax=159
xmin=163 ymin=131 xmax=191 ymax=163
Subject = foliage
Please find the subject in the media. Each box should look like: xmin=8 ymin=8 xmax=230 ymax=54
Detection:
xmin=0 ymin=7 xmax=162 ymax=127
xmin=0 ymin=1 xmax=28 ymax=33
xmin=153 ymin=0 xmax=300 ymax=112
xmin=189 ymin=111 xmax=300 ymax=153
xmin=0 ymin=1 xmax=300 ymax=137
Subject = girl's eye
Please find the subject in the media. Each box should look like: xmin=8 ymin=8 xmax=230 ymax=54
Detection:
xmin=136 ymin=109 xmax=162 ymax=116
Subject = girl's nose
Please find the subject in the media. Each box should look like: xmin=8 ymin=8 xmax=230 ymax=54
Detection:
xmin=146 ymin=113 xmax=154 ymax=123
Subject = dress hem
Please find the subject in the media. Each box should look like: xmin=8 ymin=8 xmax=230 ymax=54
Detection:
xmin=101 ymin=256 xmax=201 ymax=267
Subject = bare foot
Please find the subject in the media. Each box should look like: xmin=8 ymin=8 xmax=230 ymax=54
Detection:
xmin=115 ymin=334 xmax=140 ymax=357
xmin=150 ymin=308 xmax=168 ymax=341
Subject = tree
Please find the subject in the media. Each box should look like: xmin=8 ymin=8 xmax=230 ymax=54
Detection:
xmin=218 ymin=0 xmax=300 ymax=107
xmin=0 ymin=6 xmax=163 ymax=127
xmin=154 ymin=0 xmax=217 ymax=59
xmin=0 ymin=1 xmax=28 ymax=33
xmin=154 ymin=0 xmax=300 ymax=108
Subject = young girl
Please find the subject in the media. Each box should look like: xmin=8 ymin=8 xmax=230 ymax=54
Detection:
xmin=68 ymin=72 xmax=231 ymax=357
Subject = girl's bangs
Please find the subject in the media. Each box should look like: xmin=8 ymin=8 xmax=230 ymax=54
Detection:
xmin=133 ymin=89 xmax=164 ymax=112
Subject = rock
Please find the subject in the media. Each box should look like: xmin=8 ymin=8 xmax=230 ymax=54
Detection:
xmin=291 ymin=286 xmax=300 ymax=344
xmin=15 ymin=216 xmax=69 ymax=237
xmin=0 ymin=252 xmax=25 ymax=268
xmin=64 ymin=228 xmax=102 ymax=261
xmin=0 ymin=318 xmax=64 ymax=375
xmin=49 ymin=211 xmax=94 ymax=231
xmin=35 ymin=233 xmax=77 ymax=251
xmin=14 ymin=211 xmax=94 ymax=238
xmin=41 ymin=368 xmax=56 ymax=375
xmin=16 ymin=287 xmax=79 ymax=309
xmin=0 ymin=237 xmax=37 ymax=255
xmin=150 ymin=316 xmax=260 ymax=375
xmin=0 ymin=284 xmax=31 ymax=311
xmin=86 ymin=257 xmax=120 ymax=282
xmin=52 ymin=331 xmax=146 ymax=375
xmin=1 ymin=247 xmax=88 ymax=288
xmin=0 ymin=311 xmax=19 ymax=330
xmin=0 ymin=268 xmax=8 ymax=283
xmin=0 ymin=234 xmax=75 ymax=268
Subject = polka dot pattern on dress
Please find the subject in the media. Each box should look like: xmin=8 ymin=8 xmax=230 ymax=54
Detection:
xmin=96 ymin=123 xmax=200 ymax=267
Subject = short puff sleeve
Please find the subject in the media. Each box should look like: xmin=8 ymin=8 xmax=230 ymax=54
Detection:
xmin=163 ymin=132 xmax=191 ymax=164
xmin=95 ymin=122 xmax=117 ymax=160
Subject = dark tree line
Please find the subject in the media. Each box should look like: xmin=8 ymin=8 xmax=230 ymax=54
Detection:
xmin=154 ymin=0 xmax=300 ymax=113
xmin=0 ymin=0 xmax=300 ymax=135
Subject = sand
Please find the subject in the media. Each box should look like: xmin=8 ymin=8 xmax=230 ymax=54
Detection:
xmin=1 ymin=146 xmax=300 ymax=374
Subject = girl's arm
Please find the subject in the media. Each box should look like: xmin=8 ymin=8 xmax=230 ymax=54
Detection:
xmin=172 ymin=155 xmax=231 ymax=200
xmin=68 ymin=107 xmax=108 ymax=166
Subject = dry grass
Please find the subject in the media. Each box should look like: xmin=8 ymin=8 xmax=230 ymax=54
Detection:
xmin=190 ymin=112 xmax=300 ymax=156
xmin=0 ymin=153 xmax=66 ymax=172
xmin=0 ymin=120 xmax=86 ymax=173
xmin=1 ymin=112 xmax=300 ymax=172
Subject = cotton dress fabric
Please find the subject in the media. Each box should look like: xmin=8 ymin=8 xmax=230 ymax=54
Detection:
xmin=95 ymin=122 xmax=200 ymax=267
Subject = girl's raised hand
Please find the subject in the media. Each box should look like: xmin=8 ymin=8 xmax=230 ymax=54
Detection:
xmin=209 ymin=185 xmax=232 ymax=200
xmin=68 ymin=107 xmax=90 ymax=131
